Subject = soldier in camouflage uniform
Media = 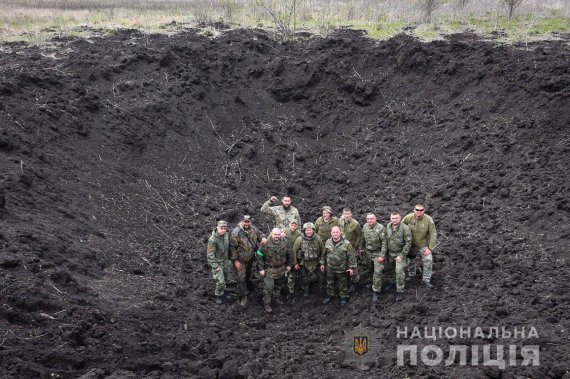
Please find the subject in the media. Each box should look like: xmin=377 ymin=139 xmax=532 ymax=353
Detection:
xmin=207 ymin=220 xmax=232 ymax=305
xmin=321 ymin=226 xmax=357 ymax=306
xmin=292 ymin=222 xmax=325 ymax=297
xmin=283 ymin=219 xmax=302 ymax=295
xmin=360 ymin=213 xmax=388 ymax=304
xmin=385 ymin=212 xmax=412 ymax=301
xmin=402 ymin=204 xmax=437 ymax=289
xmin=261 ymin=195 xmax=301 ymax=230
xmin=339 ymin=207 xmax=362 ymax=292
xmin=258 ymin=228 xmax=292 ymax=313
xmin=230 ymin=215 xmax=267 ymax=306
xmin=315 ymin=206 xmax=341 ymax=243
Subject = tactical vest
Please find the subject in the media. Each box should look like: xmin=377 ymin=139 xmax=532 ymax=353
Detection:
xmin=301 ymin=237 xmax=321 ymax=261
xmin=362 ymin=223 xmax=385 ymax=251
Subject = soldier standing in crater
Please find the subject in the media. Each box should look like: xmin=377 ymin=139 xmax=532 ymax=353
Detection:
xmin=402 ymin=204 xmax=437 ymax=289
xmin=282 ymin=219 xmax=302 ymax=295
xmin=230 ymin=215 xmax=267 ymax=306
xmin=257 ymin=228 xmax=292 ymax=313
xmin=292 ymin=222 xmax=325 ymax=297
xmin=206 ymin=220 xmax=232 ymax=305
xmin=261 ymin=195 xmax=301 ymax=230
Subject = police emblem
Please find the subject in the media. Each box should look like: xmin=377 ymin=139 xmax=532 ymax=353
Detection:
xmin=353 ymin=336 xmax=368 ymax=356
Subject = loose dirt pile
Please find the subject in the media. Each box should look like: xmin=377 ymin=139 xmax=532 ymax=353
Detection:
xmin=0 ymin=27 xmax=568 ymax=378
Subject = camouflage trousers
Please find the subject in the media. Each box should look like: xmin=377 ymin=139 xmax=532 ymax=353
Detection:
xmin=371 ymin=257 xmax=385 ymax=293
xmin=263 ymin=275 xmax=287 ymax=304
xmin=296 ymin=264 xmax=319 ymax=290
xmin=407 ymin=247 xmax=433 ymax=282
xmin=326 ymin=271 xmax=349 ymax=299
xmin=385 ymin=254 xmax=405 ymax=293
xmin=234 ymin=260 xmax=254 ymax=297
xmin=211 ymin=259 xmax=232 ymax=296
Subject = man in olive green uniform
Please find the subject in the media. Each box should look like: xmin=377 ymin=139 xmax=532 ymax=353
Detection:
xmin=292 ymin=222 xmax=325 ymax=297
xmin=283 ymin=219 xmax=302 ymax=294
xmin=402 ymin=204 xmax=437 ymax=289
xmin=230 ymin=215 xmax=267 ymax=306
xmin=339 ymin=208 xmax=362 ymax=292
xmin=258 ymin=228 xmax=292 ymax=313
xmin=385 ymin=212 xmax=412 ymax=301
xmin=315 ymin=206 xmax=341 ymax=243
xmin=321 ymin=226 xmax=357 ymax=306
xmin=261 ymin=195 xmax=301 ymax=230
xmin=207 ymin=220 xmax=232 ymax=305
xmin=360 ymin=213 xmax=388 ymax=303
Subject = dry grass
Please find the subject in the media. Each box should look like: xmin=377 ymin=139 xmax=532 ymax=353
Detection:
xmin=0 ymin=0 xmax=568 ymax=43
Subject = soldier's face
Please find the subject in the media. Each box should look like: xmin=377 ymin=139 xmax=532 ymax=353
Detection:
xmin=305 ymin=228 xmax=314 ymax=237
xmin=366 ymin=215 xmax=377 ymax=226
xmin=331 ymin=227 xmax=341 ymax=240
xmin=414 ymin=207 xmax=425 ymax=218
xmin=322 ymin=210 xmax=331 ymax=220
xmin=390 ymin=214 xmax=401 ymax=225
xmin=289 ymin=223 xmax=298 ymax=232
xmin=272 ymin=232 xmax=281 ymax=241
xmin=217 ymin=226 xmax=227 ymax=235
xmin=342 ymin=211 xmax=352 ymax=221
xmin=242 ymin=220 xmax=251 ymax=229
xmin=282 ymin=197 xmax=292 ymax=208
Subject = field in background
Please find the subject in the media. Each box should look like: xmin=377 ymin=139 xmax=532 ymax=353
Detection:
xmin=0 ymin=0 xmax=569 ymax=43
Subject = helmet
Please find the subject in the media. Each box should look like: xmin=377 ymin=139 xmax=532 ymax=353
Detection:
xmin=303 ymin=222 xmax=316 ymax=231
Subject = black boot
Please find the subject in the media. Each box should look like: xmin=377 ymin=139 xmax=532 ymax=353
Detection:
xmin=423 ymin=281 xmax=433 ymax=289
xmin=323 ymin=296 xmax=333 ymax=305
xmin=303 ymin=288 xmax=309 ymax=297
xmin=215 ymin=296 xmax=224 ymax=305
xmin=372 ymin=292 xmax=380 ymax=304
xmin=339 ymin=297 xmax=347 ymax=306
xmin=395 ymin=292 xmax=404 ymax=302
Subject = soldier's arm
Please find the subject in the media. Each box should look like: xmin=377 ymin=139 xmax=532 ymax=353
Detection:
xmin=402 ymin=226 xmax=412 ymax=258
xmin=260 ymin=200 xmax=275 ymax=217
xmin=295 ymin=209 xmax=301 ymax=227
xmin=206 ymin=240 xmax=219 ymax=269
xmin=355 ymin=223 xmax=363 ymax=250
xmin=402 ymin=214 xmax=411 ymax=225
xmin=320 ymin=245 xmax=329 ymax=266
xmin=359 ymin=232 xmax=366 ymax=250
xmin=318 ymin=239 xmax=325 ymax=259
xmin=347 ymin=242 xmax=357 ymax=269
xmin=380 ymin=228 xmax=388 ymax=258
xmin=292 ymin=237 xmax=302 ymax=265
xmin=314 ymin=218 xmax=321 ymax=233
xmin=428 ymin=217 xmax=437 ymax=250
xmin=229 ymin=233 xmax=239 ymax=261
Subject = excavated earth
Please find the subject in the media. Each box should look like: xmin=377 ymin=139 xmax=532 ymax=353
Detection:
xmin=0 ymin=26 xmax=569 ymax=378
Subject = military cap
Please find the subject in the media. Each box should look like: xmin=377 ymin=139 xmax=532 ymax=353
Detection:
xmin=322 ymin=206 xmax=333 ymax=214
xmin=217 ymin=220 xmax=227 ymax=227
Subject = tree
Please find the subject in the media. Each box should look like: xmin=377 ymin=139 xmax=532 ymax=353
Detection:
xmin=503 ymin=0 xmax=523 ymax=20
xmin=418 ymin=0 xmax=441 ymax=24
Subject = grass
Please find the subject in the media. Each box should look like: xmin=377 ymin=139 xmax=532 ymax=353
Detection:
xmin=0 ymin=0 xmax=568 ymax=44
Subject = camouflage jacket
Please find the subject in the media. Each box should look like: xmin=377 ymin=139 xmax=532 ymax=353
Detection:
xmin=360 ymin=223 xmax=387 ymax=258
xmin=385 ymin=222 xmax=412 ymax=258
xmin=283 ymin=227 xmax=302 ymax=252
xmin=261 ymin=200 xmax=301 ymax=229
xmin=402 ymin=213 xmax=437 ymax=250
xmin=314 ymin=216 xmax=341 ymax=242
xmin=292 ymin=233 xmax=324 ymax=270
xmin=230 ymin=225 xmax=266 ymax=263
xmin=258 ymin=237 xmax=291 ymax=278
xmin=340 ymin=218 xmax=362 ymax=250
xmin=321 ymin=237 xmax=357 ymax=274
xmin=206 ymin=229 xmax=229 ymax=269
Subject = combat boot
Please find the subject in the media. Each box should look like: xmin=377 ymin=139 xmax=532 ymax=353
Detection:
xmin=215 ymin=296 xmax=224 ymax=305
xmin=372 ymin=292 xmax=380 ymax=304
xmin=395 ymin=292 xmax=404 ymax=302
xmin=275 ymin=296 xmax=285 ymax=305
xmin=239 ymin=296 xmax=248 ymax=307
xmin=303 ymin=288 xmax=309 ymax=297
xmin=265 ymin=303 xmax=273 ymax=314
xmin=423 ymin=281 xmax=433 ymax=289
xmin=323 ymin=296 xmax=333 ymax=305
xmin=339 ymin=298 xmax=347 ymax=306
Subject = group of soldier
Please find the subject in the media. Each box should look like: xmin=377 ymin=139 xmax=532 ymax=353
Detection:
xmin=206 ymin=196 xmax=437 ymax=314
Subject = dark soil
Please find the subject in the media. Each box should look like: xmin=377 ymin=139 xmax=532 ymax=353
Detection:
xmin=0 ymin=27 xmax=569 ymax=378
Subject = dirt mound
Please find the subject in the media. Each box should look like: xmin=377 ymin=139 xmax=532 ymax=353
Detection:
xmin=0 ymin=28 xmax=568 ymax=378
